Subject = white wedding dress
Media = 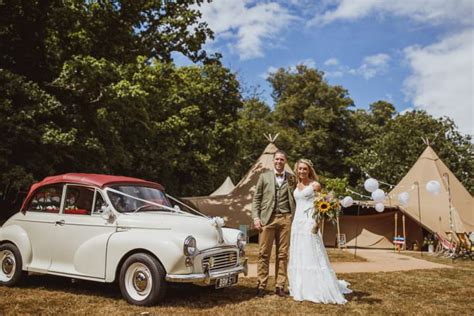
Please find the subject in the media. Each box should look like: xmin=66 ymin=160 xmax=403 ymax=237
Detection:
xmin=288 ymin=184 xmax=351 ymax=304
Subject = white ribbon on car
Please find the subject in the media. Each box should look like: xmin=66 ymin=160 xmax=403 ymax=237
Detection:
xmin=212 ymin=216 xmax=225 ymax=227
xmin=106 ymin=187 xmax=186 ymax=214
xmin=211 ymin=216 xmax=225 ymax=244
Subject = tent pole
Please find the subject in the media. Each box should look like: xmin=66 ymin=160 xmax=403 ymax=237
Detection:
xmin=394 ymin=212 xmax=398 ymax=252
xmin=354 ymin=203 xmax=360 ymax=259
xmin=443 ymin=173 xmax=454 ymax=234
xmin=402 ymin=214 xmax=406 ymax=251
xmin=414 ymin=181 xmax=423 ymax=257
xmin=336 ymin=215 xmax=341 ymax=250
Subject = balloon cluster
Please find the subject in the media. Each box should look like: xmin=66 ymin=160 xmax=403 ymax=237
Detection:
xmin=363 ymin=178 xmax=385 ymax=212
xmin=396 ymin=180 xmax=441 ymax=206
xmin=340 ymin=177 xmax=443 ymax=212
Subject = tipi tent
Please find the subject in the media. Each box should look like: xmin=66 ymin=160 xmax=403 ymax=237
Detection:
xmin=389 ymin=146 xmax=474 ymax=238
xmin=184 ymin=138 xmax=292 ymax=230
xmin=320 ymin=207 xmax=423 ymax=249
xmin=323 ymin=145 xmax=473 ymax=249
xmin=210 ymin=176 xmax=235 ymax=196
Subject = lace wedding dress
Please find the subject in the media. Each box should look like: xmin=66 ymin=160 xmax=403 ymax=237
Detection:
xmin=288 ymin=184 xmax=351 ymax=304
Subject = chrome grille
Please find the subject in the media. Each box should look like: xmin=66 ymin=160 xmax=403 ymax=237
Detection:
xmin=202 ymin=251 xmax=238 ymax=272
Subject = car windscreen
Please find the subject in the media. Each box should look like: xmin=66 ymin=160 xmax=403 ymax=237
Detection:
xmin=107 ymin=185 xmax=172 ymax=213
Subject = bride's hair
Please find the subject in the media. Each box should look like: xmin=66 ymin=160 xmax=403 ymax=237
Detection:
xmin=294 ymin=159 xmax=319 ymax=182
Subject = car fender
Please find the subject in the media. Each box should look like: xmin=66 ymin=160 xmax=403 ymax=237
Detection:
xmin=0 ymin=225 xmax=32 ymax=269
xmin=105 ymin=229 xmax=185 ymax=283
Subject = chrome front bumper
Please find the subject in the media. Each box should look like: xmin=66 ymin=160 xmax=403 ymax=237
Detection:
xmin=165 ymin=258 xmax=248 ymax=284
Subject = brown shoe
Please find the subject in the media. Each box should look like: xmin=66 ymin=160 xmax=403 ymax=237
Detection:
xmin=275 ymin=287 xmax=286 ymax=297
xmin=256 ymin=288 xmax=266 ymax=297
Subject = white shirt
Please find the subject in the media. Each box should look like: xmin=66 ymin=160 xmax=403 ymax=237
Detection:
xmin=274 ymin=169 xmax=285 ymax=187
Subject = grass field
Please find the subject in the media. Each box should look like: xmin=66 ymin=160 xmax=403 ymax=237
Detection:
xmin=1 ymin=252 xmax=472 ymax=315
xmin=245 ymin=243 xmax=366 ymax=263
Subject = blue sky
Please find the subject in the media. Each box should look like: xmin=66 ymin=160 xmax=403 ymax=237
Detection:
xmin=177 ymin=0 xmax=473 ymax=136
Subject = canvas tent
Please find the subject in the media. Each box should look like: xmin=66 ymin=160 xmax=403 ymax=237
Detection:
xmin=324 ymin=145 xmax=473 ymax=249
xmin=320 ymin=207 xmax=423 ymax=249
xmin=210 ymin=176 xmax=235 ymax=196
xmin=388 ymin=146 xmax=474 ymax=238
xmin=184 ymin=141 xmax=293 ymax=230
xmin=185 ymin=143 xmax=472 ymax=248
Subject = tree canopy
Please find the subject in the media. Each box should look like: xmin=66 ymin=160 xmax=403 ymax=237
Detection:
xmin=0 ymin=1 xmax=472 ymax=218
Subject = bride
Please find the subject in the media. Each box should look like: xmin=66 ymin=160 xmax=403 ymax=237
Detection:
xmin=288 ymin=158 xmax=351 ymax=304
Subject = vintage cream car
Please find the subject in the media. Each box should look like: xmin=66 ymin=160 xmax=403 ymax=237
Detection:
xmin=0 ymin=173 xmax=247 ymax=306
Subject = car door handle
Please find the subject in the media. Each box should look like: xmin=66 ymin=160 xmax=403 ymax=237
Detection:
xmin=55 ymin=220 xmax=65 ymax=226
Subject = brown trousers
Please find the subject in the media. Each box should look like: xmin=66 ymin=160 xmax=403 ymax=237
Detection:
xmin=257 ymin=213 xmax=292 ymax=290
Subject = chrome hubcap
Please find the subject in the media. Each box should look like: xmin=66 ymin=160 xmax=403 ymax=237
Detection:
xmin=133 ymin=271 xmax=148 ymax=292
xmin=2 ymin=257 xmax=14 ymax=275
xmin=124 ymin=262 xmax=153 ymax=301
xmin=0 ymin=250 xmax=16 ymax=281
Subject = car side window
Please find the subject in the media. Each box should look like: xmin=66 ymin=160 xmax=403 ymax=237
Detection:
xmin=26 ymin=185 xmax=63 ymax=213
xmin=64 ymin=185 xmax=94 ymax=215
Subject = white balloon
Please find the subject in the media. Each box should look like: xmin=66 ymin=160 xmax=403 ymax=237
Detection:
xmin=398 ymin=192 xmax=410 ymax=205
xmin=375 ymin=202 xmax=385 ymax=213
xmin=426 ymin=180 xmax=441 ymax=195
xmin=371 ymin=189 xmax=385 ymax=203
xmin=364 ymin=178 xmax=379 ymax=193
xmin=341 ymin=196 xmax=354 ymax=208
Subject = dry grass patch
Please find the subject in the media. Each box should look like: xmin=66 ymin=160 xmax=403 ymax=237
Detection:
xmin=399 ymin=251 xmax=473 ymax=269
xmin=0 ymin=264 xmax=472 ymax=315
xmin=245 ymin=243 xmax=365 ymax=263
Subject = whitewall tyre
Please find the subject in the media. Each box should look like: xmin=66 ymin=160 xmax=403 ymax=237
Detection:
xmin=119 ymin=253 xmax=167 ymax=306
xmin=0 ymin=243 xmax=24 ymax=286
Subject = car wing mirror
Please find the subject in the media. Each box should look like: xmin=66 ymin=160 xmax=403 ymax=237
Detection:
xmin=174 ymin=205 xmax=181 ymax=212
xmin=101 ymin=206 xmax=116 ymax=223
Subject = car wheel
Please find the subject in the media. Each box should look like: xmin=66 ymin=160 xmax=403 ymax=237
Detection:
xmin=119 ymin=253 xmax=167 ymax=306
xmin=0 ymin=243 xmax=24 ymax=286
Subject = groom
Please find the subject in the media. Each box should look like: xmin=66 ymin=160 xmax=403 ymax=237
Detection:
xmin=252 ymin=150 xmax=296 ymax=297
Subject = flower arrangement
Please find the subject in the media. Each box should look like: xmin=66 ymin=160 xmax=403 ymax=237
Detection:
xmin=423 ymin=235 xmax=434 ymax=246
xmin=312 ymin=191 xmax=342 ymax=233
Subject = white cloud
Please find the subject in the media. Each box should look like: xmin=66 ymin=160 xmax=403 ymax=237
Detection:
xmin=292 ymin=58 xmax=316 ymax=69
xmin=356 ymin=53 xmax=391 ymax=79
xmin=403 ymin=29 xmax=474 ymax=136
xmin=260 ymin=66 xmax=279 ymax=79
xmin=399 ymin=107 xmax=414 ymax=115
xmin=325 ymin=70 xmax=344 ymax=78
xmin=385 ymin=93 xmax=394 ymax=103
xmin=323 ymin=54 xmax=390 ymax=79
xmin=310 ymin=0 xmax=474 ymax=26
xmin=198 ymin=1 xmax=296 ymax=60
xmin=260 ymin=58 xmax=316 ymax=79
xmin=324 ymin=58 xmax=340 ymax=66
xmin=307 ymin=0 xmax=473 ymax=136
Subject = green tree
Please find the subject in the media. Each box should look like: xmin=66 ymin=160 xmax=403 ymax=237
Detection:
xmin=52 ymin=56 xmax=242 ymax=196
xmin=0 ymin=0 xmax=215 ymax=83
xmin=231 ymin=98 xmax=275 ymax=180
xmin=0 ymin=0 xmax=238 ymax=203
xmin=348 ymin=110 xmax=474 ymax=193
xmin=370 ymin=100 xmax=396 ymax=126
xmin=268 ymin=65 xmax=354 ymax=177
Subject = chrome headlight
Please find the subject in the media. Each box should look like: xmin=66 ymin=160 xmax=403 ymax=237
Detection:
xmin=183 ymin=236 xmax=197 ymax=256
xmin=237 ymin=232 xmax=246 ymax=250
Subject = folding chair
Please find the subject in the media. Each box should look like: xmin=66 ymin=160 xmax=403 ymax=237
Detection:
xmin=456 ymin=232 xmax=473 ymax=260
xmin=435 ymin=233 xmax=456 ymax=258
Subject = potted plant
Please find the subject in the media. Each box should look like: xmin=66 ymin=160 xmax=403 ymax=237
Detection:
xmin=423 ymin=235 xmax=435 ymax=253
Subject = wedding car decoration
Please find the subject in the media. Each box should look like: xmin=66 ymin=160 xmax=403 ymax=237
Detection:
xmin=0 ymin=173 xmax=247 ymax=306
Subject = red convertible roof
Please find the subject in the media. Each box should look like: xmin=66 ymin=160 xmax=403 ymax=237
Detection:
xmin=21 ymin=173 xmax=164 ymax=211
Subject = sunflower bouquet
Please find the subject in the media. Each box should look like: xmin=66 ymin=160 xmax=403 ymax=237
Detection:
xmin=312 ymin=191 xmax=342 ymax=233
